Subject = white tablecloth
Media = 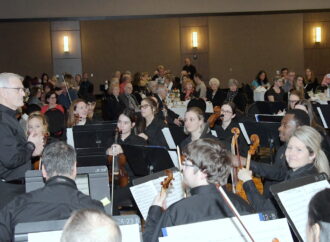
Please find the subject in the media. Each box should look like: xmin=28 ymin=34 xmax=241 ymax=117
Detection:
xmin=169 ymin=101 xmax=213 ymax=118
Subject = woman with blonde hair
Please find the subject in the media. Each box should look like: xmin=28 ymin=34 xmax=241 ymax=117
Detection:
xmin=238 ymin=126 xmax=329 ymax=214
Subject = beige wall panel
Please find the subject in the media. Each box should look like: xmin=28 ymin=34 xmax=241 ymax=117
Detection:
xmin=208 ymin=14 xmax=304 ymax=87
xmin=0 ymin=21 xmax=52 ymax=77
xmin=80 ymin=18 xmax=181 ymax=88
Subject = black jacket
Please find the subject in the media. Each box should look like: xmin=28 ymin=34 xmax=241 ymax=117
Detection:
xmin=206 ymin=89 xmax=225 ymax=107
xmin=143 ymin=184 xmax=253 ymax=242
xmin=103 ymin=94 xmax=125 ymax=121
xmin=119 ymin=93 xmax=139 ymax=110
xmin=180 ymin=132 xmax=217 ymax=149
xmin=0 ymin=104 xmax=34 ymax=181
xmin=0 ymin=176 xmax=104 ymax=241
xmin=243 ymin=163 xmax=319 ymax=215
xmin=144 ymin=117 xmax=167 ymax=147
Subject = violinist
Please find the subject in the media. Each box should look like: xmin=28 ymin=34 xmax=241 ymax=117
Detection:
xmin=214 ymin=102 xmax=248 ymax=156
xmin=106 ymin=108 xmax=147 ymax=157
xmin=67 ymin=99 xmax=92 ymax=128
xmin=180 ymin=107 xmax=217 ymax=149
xmin=237 ymin=126 xmax=330 ymax=215
xmin=232 ymin=109 xmax=312 ymax=199
xmin=143 ymin=138 xmax=253 ymax=242
xmin=26 ymin=112 xmax=56 ymax=169
xmin=136 ymin=97 xmax=167 ymax=147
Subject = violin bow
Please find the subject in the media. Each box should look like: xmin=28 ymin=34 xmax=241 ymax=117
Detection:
xmin=176 ymin=145 xmax=187 ymax=198
xmin=218 ymin=186 xmax=255 ymax=242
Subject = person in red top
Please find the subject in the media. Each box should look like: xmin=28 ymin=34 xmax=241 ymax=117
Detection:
xmin=40 ymin=90 xmax=65 ymax=114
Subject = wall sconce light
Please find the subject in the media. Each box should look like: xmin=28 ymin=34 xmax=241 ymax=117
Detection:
xmin=63 ymin=36 xmax=69 ymax=52
xmin=314 ymin=27 xmax=322 ymax=43
xmin=192 ymin=32 xmax=198 ymax=48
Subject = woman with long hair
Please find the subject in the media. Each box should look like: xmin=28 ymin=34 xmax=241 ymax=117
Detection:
xmin=251 ymin=70 xmax=269 ymax=90
xmin=67 ymin=99 xmax=90 ymax=127
xmin=137 ymin=97 xmax=167 ymax=146
xmin=180 ymin=107 xmax=216 ymax=149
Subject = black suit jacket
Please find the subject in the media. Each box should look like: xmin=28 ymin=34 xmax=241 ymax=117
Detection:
xmin=103 ymin=94 xmax=125 ymax=121
xmin=119 ymin=94 xmax=139 ymax=109
xmin=206 ymin=88 xmax=225 ymax=107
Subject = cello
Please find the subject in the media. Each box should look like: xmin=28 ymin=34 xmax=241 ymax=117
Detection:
xmin=236 ymin=134 xmax=264 ymax=201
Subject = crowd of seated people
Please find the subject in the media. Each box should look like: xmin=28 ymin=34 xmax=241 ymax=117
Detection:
xmin=0 ymin=62 xmax=330 ymax=241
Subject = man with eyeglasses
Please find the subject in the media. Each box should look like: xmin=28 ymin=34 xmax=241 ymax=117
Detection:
xmin=0 ymin=73 xmax=44 ymax=209
xmin=143 ymin=138 xmax=253 ymax=242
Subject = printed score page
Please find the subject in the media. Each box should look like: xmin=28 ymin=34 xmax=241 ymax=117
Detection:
xmin=130 ymin=171 xmax=184 ymax=220
xmin=277 ymin=180 xmax=330 ymax=241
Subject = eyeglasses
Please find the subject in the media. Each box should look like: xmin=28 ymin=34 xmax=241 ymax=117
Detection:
xmin=221 ymin=110 xmax=232 ymax=114
xmin=140 ymin=104 xmax=151 ymax=109
xmin=1 ymin=87 xmax=25 ymax=92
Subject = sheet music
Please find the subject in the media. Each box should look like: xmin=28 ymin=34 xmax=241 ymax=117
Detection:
xmin=277 ymin=180 xmax=330 ymax=241
xmin=66 ymin=128 xmax=75 ymax=147
xmin=28 ymin=230 xmax=62 ymax=242
xmin=238 ymin=123 xmax=250 ymax=144
xmin=168 ymin=150 xmax=179 ymax=168
xmin=317 ymin=107 xmax=328 ymax=128
xmin=130 ymin=172 xmax=184 ymax=220
xmin=120 ymin=224 xmax=141 ymax=242
xmin=162 ymin=216 xmax=292 ymax=242
xmin=162 ymin=128 xmax=176 ymax=149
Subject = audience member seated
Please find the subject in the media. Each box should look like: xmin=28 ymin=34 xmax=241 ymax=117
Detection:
xmin=67 ymin=99 xmax=91 ymax=127
xmin=103 ymin=84 xmax=125 ymax=121
xmin=214 ymin=102 xmax=248 ymax=156
xmin=164 ymin=73 xmax=174 ymax=91
xmin=238 ymin=126 xmax=330 ymax=214
xmin=146 ymin=80 xmax=158 ymax=97
xmin=265 ymin=77 xmax=285 ymax=102
xmin=136 ymin=97 xmax=167 ymax=146
xmin=143 ymin=138 xmax=253 ymax=242
xmin=152 ymin=65 xmax=167 ymax=84
xmin=27 ymin=86 xmax=43 ymax=108
xmin=251 ymin=70 xmax=270 ymax=90
xmin=225 ymin=78 xmax=247 ymax=112
xmin=307 ymin=188 xmax=330 ymax=242
xmin=155 ymin=85 xmax=181 ymax=126
xmin=41 ymin=91 xmax=65 ymax=114
xmin=61 ymin=209 xmax=121 ymax=242
xmin=119 ymin=73 xmax=132 ymax=94
xmin=41 ymin=82 xmax=54 ymax=104
xmin=0 ymin=142 xmax=104 ymax=241
xmin=180 ymin=107 xmax=217 ymax=149
xmin=287 ymin=90 xmax=302 ymax=111
xmin=293 ymin=75 xmax=307 ymax=99
xmin=180 ymin=79 xmax=196 ymax=101
xmin=206 ymin=77 xmax=225 ymax=107
xmin=133 ymin=71 xmax=149 ymax=103
xmin=119 ymin=82 xmax=139 ymax=111
xmin=193 ymin=73 xmax=207 ymax=99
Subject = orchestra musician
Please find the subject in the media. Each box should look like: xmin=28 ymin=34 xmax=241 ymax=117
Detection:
xmin=143 ymin=138 xmax=253 ymax=242
xmin=238 ymin=126 xmax=330 ymax=215
xmin=232 ymin=109 xmax=312 ymax=199
xmin=307 ymin=188 xmax=330 ymax=242
xmin=67 ymin=99 xmax=92 ymax=127
xmin=0 ymin=73 xmax=44 ymax=209
xmin=180 ymin=107 xmax=217 ymax=149
xmin=137 ymin=97 xmax=167 ymax=147
xmin=214 ymin=102 xmax=248 ymax=156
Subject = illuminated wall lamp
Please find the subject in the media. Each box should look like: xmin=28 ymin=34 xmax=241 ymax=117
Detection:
xmin=315 ymin=27 xmax=322 ymax=43
xmin=192 ymin=32 xmax=198 ymax=48
xmin=63 ymin=36 xmax=69 ymax=52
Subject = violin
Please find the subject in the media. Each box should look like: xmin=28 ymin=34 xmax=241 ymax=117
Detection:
xmin=161 ymin=169 xmax=174 ymax=194
xmin=107 ymin=128 xmax=129 ymax=187
xmin=229 ymin=127 xmax=241 ymax=193
xmin=236 ymin=134 xmax=264 ymax=201
xmin=207 ymin=106 xmax=221 ymax=128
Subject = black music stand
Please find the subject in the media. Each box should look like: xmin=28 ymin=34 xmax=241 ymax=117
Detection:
xmin=122 ymin=144 xmax=175 ymax=176
xmin=240 ymin=121 xmax=281 ymax=164
xmin=167 ymin=124 xmax=188 ymax=147
xmin=256 ymin=101 xmax=287 ymax=114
